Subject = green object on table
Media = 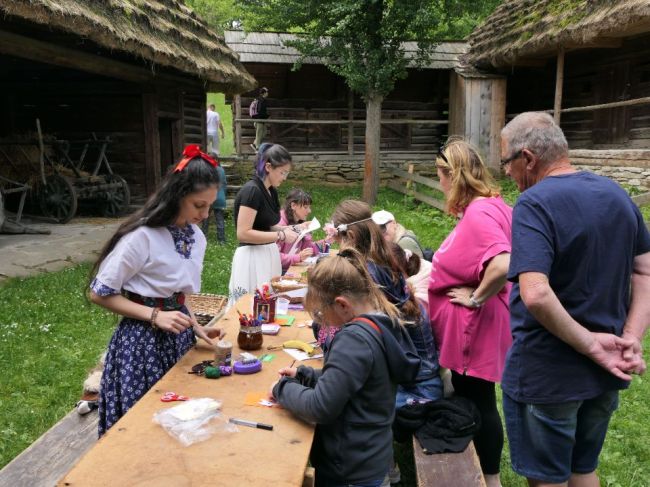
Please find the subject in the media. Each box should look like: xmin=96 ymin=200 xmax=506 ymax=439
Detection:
xmin=204 ymin=365 xmax=221 ymax=379
xmin=260 ymin=354 xmax=275 ymax=362
xmin=274 ymin=315 xmax=295 ymax=326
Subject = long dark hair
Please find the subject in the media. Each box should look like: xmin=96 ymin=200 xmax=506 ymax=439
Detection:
xmin=283 ymin=188 xmax=313 ymax=224
xmin=331 ymin=199 xmax=421 ymax=321
xmin=255 ymin=143 xmax=291 ymax=179
xmin=90 ymin=157 xmax=220 ymax=280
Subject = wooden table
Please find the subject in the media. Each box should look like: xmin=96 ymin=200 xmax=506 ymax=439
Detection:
xmin=59 ymin=292 xmax=319 ymax=487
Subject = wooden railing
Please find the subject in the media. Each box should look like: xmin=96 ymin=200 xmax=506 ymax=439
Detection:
xmin=387 ymin=165 xmax=446 ymax=211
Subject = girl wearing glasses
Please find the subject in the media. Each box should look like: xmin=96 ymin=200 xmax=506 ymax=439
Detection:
xmin=228 ymin=143 xmax=300 ymax=305
xmin=89 ymin=146 xmax=224 ymax=436
xmin=270 ymin=248 xmax=421 ymax=487
xmin=429 ymin=139 xmax=512 ymax=487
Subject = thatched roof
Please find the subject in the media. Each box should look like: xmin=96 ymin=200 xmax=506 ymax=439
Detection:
xmin=466 ymin=0 xmax=650 ymax=69
xmin=225 ymin=30 xmax=467 ymax=70
xmin=0 ymin=0 xmax=256 ymax=93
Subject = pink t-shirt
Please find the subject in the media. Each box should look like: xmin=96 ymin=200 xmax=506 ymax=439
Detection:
xmin=428 ymin=197 xmax=513 ymax=383
xmin=276 ymin=210 xmax=321 ymax=271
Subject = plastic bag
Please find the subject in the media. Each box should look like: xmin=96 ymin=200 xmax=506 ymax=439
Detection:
xmin=153 ymin=398 xmax=237 ymax=446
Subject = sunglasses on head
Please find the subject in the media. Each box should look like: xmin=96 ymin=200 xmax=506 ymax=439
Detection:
xmin=437 ymin=143 xmax=449 ymax=165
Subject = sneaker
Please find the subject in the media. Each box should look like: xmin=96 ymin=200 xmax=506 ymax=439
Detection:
xmin=250 ymin=143 xmax=258 ymax=152
xmin=389 ymin=463 xmax=401 ymax=484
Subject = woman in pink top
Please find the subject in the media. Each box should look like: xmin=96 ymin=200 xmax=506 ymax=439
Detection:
xmin=277 ymin=189 xmax=323 ymax=273
xmin=428 ymin=140 xmax=512 ymax=487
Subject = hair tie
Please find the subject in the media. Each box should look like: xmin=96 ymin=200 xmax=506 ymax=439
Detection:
xmin=173 ymin=145 xmax=219 ymax=173
xmin=335 ymin=217 xmax=373 ymax=234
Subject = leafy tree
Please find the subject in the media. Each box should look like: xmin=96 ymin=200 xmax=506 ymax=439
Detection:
xmin=239 ymin=0 xmax=453 ymax=204
xmin=185 ymin=0 xmax=241 ymax=32
xmin=186 ymin=0 xmax=501 ymax=203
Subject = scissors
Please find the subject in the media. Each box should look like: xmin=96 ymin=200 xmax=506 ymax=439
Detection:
xmin=161 ymin=392 xmax=190 ymax=402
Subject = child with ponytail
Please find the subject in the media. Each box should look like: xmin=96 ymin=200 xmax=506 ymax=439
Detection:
xmin=270 ymin=248 xmax=421 ymax=487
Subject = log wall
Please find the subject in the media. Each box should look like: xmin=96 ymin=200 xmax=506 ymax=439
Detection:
xmin=0 ymin=54 xmax=207 ymax=203
xmin=232 ymin=63 xmax=450 ymax=154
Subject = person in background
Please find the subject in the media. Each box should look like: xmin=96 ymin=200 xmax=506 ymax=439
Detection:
xmin=201 ymin=152 xmax=227 ymax=244
xmin=501 ymin=112 xmax=650 ymax=487
xmin=270 ymin=248 xmax=421 ymax=487
xmin=206 ymin=104 xmax=225 ymax=155
xmin=277 ymin=188 xmax=331 ymax=273
xmin=372 ymin=209 xmax=426 ymax=260
xmin=250 ymin=87 xmax=269 ymax=152
xmin=89 ymin=145 xmax=224 ymax=436
xmin=428 ymin=139 xmax=513 ymax=487
xmin=228 ymin=143 xmax=299 ymax=305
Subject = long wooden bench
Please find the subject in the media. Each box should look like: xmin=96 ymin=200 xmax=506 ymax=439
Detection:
xmin=412 ymin=438 xmax=486 ymax=487
xmin=0 ymin=409 xmax=98 ymax=486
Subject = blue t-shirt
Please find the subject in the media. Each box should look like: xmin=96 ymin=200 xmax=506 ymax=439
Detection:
xmin=212 ymin=166 xmax=227 ymax=209
xmin=503 ymin=171 xmax=650 ymax=403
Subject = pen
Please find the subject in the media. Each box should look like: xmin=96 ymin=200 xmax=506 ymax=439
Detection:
xmin=229 ymin=417 xmax=274 ymax=431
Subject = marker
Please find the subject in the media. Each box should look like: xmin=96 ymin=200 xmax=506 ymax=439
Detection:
xmin=229 ymin=417 xmax=273 ymax=431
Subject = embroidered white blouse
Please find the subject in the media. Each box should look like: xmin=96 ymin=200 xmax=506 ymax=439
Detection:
xmin=91 ymin=224 xmax=206 ymax=298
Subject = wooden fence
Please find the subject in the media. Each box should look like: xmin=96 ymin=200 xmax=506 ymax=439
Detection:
xmin=388 ymin=165 xmax=650 ymax=229
xmin=387 ymin=165 xmax=445 ymax=211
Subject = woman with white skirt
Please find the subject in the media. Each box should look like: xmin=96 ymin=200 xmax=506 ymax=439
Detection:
xmin=228 ymin=143 xmax=299 ymax=305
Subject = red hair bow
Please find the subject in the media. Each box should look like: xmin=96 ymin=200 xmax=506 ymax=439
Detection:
xmin=173 ymin=145 xmax=219 ymax=173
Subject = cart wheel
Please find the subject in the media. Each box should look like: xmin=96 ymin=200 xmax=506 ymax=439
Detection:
xmin=101 ymin=174 xmax=131 ymax=217
xmin=38 ymin=174 xmax=78 ymax=223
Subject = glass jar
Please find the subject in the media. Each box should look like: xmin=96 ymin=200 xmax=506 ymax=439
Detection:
xmin=237 ymin=324 xmax=263 ymax=351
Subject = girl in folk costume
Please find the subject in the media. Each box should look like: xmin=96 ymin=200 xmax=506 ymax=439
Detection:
xmin=89 ymin=145 xmax=223 ymax=436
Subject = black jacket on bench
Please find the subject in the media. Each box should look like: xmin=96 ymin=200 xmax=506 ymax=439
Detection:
xmin=393 ymin=396 xmax=481 ymax=454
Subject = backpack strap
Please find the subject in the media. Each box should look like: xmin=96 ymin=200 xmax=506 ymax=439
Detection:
xmin=352 ymin=316 xmax=382 ymax=334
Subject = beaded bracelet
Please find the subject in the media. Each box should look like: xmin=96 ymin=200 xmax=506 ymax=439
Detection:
xmin=150 ymin=307 xmax=161 ymax=327
xmin=276 ymin=229 xmax=286 ymax=242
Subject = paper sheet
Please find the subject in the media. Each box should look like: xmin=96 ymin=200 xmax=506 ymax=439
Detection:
xmin=287 ymin=217 xmax=321 ymax=255
xmin=282 ymin=348 xmax=324 ymax=362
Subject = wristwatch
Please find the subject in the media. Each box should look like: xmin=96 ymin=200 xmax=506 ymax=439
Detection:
xmin=468 ymin=293 xmax=483 ymax=308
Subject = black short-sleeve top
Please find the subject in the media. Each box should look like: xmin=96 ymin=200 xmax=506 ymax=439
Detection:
xmin=234 ymin=176 xmax=281 ymax=243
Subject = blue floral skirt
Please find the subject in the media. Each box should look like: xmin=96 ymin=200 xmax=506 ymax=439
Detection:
xmin=98 ymin=311 xmax=195 ymax=436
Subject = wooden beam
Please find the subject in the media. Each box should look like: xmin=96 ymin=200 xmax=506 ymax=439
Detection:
xmin=233 ymin=94 xmax=242 ymax=155
xmin=554 ymin=48 xmax=565 ymax=124
xmin=142 ymin=92 xmax=161 ymax=195
xmin=0 ymin=30 xmax=199 ymax=88
xmin=348 ymin=88 xmax=354 ymax=156
xmin=233 ymin=118 xmax=449 ymax=125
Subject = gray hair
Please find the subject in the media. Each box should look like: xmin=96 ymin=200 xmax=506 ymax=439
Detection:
xmin=501 ymin=112 xmax=568 ymax=165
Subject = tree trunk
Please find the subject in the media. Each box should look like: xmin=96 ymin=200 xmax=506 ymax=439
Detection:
xmin=363 ymin=94 xmax=383 ymax=205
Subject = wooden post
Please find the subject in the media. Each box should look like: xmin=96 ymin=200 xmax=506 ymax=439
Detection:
xmin=406 ymin=163 xmax=415 ymax=194
xmin=554 ymin=48 xmax=565 ymax=124
xmin=234 ymin=94 xmax=242 ymax=155
xmin=348 ymin=88 xmax=354 ymax=156
xmin=142 ymin=91 xmax=161 ymax=195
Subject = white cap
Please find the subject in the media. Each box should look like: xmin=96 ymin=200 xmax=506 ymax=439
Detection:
xmin=371 ymin=210 xmax=395 ymax=226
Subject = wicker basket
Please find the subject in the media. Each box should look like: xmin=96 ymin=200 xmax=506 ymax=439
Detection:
xmin=271 ymin=276 xmax=308 ymax=303
xmin=187 ymin=293 xmax=228 ymax=326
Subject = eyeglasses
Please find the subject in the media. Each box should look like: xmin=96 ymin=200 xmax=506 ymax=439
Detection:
xmin=500 ymin=150 xmax=522 ymax=169
xmin=279 ymin=169 xmax=290 ymax=177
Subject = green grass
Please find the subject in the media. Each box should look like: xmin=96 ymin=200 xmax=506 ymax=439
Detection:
xmin=1 ymin=180 xmax=649 ymax=487
xmin=207 ymin=93 xmax=234 ymax=156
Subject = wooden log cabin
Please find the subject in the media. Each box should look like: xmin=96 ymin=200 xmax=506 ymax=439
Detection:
xmin=0 ymin=0 xmax=255 ymax=204
xmin=465 ymin=0 xmax=650 ymax=189
xmin=224 ymin=31 xmax=468 ymax=159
